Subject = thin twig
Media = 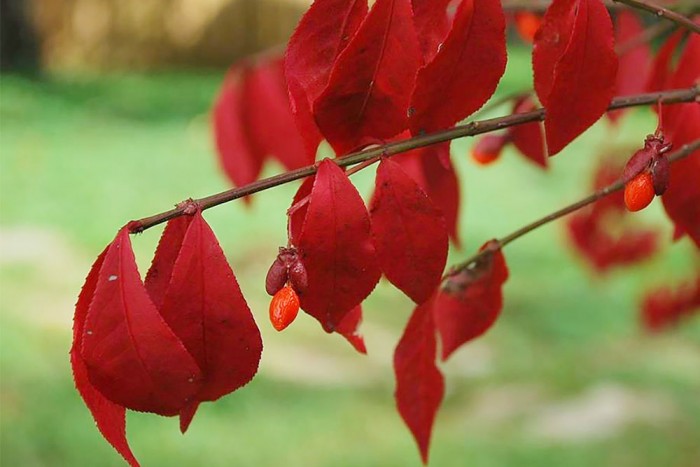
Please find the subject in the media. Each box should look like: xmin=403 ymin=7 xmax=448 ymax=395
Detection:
xmin=448 ymin=139 xmax=700 ymax=276
xmin=613 ymin=0 xmax=700 ymax=34
xmin=128 ymin=86 xmax=698 ymax=234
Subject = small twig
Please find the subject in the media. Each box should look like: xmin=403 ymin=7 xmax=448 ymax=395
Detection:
xmin=448 ymin=139 xmax=700 ymax=275
xmin=128 ymin=86 xmax=698 ymax=234
xmin=613 ymin=0 xmax=700 ymax=34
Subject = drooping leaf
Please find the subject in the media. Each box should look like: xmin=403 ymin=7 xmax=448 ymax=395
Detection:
xmin=646 ymin=29 xmax=685 ymax=92
xmin=245 ymin=58 xmax=312 ymax=170
xmin=411 ymin=0 xmax=452 ymax=63
xmin=314 ymin=0 xmax=422 ymax=154
xmin=394 ymin=297 xmax=444 ymax=464
xmin=370 ymin=158 xmax=448 ymax=304
xmin=509 ymin=96 xmax=548 ymax=168
xmin=213 ymin=67 xmax=265 ymax=189
xmin=641 ymin=274 xmax=700 ymax=331
xmin=157 ymin=212 xmax=263 ymax=432
xmin=285 ymin=0 xmax=368 ymax=156
xmin=335 ymin=305 xmax=367 ymax=354
xmin=409 ymin=0 xmax=507 ymax=135
xmin=609 ymin=10 xmax=652 ymax=122
xmin=80 ymin=228 xmax=202 ymax=416
xmin=297 ymin=159 xmax=381 ymax=331
xmin=288 ymin=177 xmax=315 ymax=247
xmin=393 ymin=142 xmax=461 ymax=246
xmin=434 ymin=241 xmax=509 ymax=360
xmin=71 ymin=248 xmax=140 ymax=467
xmin=145 ymin=215 xmax=193 ymax=309
xmin=661 ymin=35 xmax=700 ymax=247
xmin=533 ymin=0 xmax=618 ymax=154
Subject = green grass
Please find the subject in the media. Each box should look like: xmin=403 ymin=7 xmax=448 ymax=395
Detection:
xmin=1 ymin=47 xmax=699 ymax=467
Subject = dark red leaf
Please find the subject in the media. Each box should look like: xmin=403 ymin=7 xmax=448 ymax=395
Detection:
xmin=313 ymin=0 xmax=422 ymax=154
xmin=412 ymin=0 xmax=452 ymax=63
xmin=145 ymin=215 xmax=193 ymax=309
xmin=288 ymin=177 xmax=314 ymax=247
xmin=609 ymin=11 xmax=651 ymax=122
xmin=509 ymin=96 xmax=548 ymax=168
xmin=72 ymin=248 xmax=140 ymax=467
xmin=394 ymin=297 xmax=444 ymax=464
xmin=285 ymin=0 xmax=368 ymax=156
xmin=409 ymin=0 xmax=507 ymax=135
xmin=245 ymin=58 xmax=312 ymax=170
xmin=80 ymin=228 xmax=202 ymax=416
xmin=646 ymin=29 xmax=685 ymax=92
xmin=641 ymin=275 xmax=700 ymax=332
xmin=533 ymin=0 xmax=618 ymax=155
xmin=661 ymin=34 xmax=700 ymax=247
xmin=213 ymin=67 xmax=265 ymax=189
xmin=335 ymin=305 xmax=367 ymax=354
xmin=370 ymin=158 xmax=448 ymax=303
xmin=297 ymin=159 xmax=381 ymax=331
xmin=434 ymin=241 xmax=508 ymax=360
xmin=157 ymin=212 xmax=263 ymax=432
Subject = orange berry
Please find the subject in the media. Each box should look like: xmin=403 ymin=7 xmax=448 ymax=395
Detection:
xmin=471 ymin=134 xmax=506 ymax=165
xmin=515 ymin=12 xmax=542 ymax=43
xmin=624 ymin=172 xmax=655 ymax=212
xmin=269 ymin=285 xmax=300 ymax=331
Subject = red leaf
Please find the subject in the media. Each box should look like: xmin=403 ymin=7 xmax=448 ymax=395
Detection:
xmin=646 ymin=29 xmax=685 ymax=92
xmin=641 ymin=275 xmax=700 ymax=332
xmin=533 ymin=0 xmax=618 ymax=154
xmin=72 ymin=249 xmax=140 ymax=467
xmin=608 ymin=11 xmax=651 ymax=122
xmin=285 ymin=0 xmax=368 ymax=156
xmin=297 ymin=159 xmax=381 ymax=331
xmin=409 ymin=0 xmax=507 ymax=134
xmin=157 ymin=213 xmax=263 ymax=431
xmin=335 ymin=305 xmax=367 ymax=354
xmin=661 ymin=35 xmax=700 ymax=247
xmin=245 ymin=58 xmax=313 ymax=170
xmin=412 ymin=0 xmax=452 ymax=63
xmin=145 ymin=215 xmax=193 ymax=310
xmin=394 ymin=142 xmax=462 ymax=246
xmin=80 ymin=228 xmax=202 ymax=415
xmin=213 ymin=67 xmax=265 ymax=189
xmin=394 ymin=297 xmax=444 ymax=464
xmin=509 ymin=96 xmax=548 ymax=168
xmin=288 ymin=177 xmax=314 ymax=247
xmin=434 ymin=241 xmax=508 ymax=360
xmin=313 ymin=0 xmax=422 ymax=154
xmin=370 ymin=158 xmax=448 ymax=303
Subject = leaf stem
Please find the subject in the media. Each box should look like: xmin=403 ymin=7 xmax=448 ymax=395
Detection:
xmin=128 ymin=86 xmax=698 ymax=234
xmin=613 ymin=0 xmax=700 ymax=35
xmin=449 ymin=139 xmax=700 ymax=275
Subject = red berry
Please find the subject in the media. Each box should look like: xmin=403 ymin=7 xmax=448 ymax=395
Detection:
xmin=624 ymin=172 xmax=655 ymax=212
xmin=514 ymin=12 xmax=542 ymax=43
xmin=269 ymin=285 xmax=300 ymax=331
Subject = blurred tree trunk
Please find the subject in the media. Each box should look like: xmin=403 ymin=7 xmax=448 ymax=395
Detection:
xmin=1 ymin=0 xmax=40 ymax=72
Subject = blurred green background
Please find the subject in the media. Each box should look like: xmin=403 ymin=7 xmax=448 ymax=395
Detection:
xmin=1 ymin=3 xmax=700 ymax=466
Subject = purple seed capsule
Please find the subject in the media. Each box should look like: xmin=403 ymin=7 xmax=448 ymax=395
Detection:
xmin=265 ymin=257 xmax=288 ymax=296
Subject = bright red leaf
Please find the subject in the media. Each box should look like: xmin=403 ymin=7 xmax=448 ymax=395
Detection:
xmin=313 ymin=0 xmax=422 ymax=154
xmin=409 ymin=0 xmax=507 ymax=135
xmin=297 ymin=159 xmax=381 ymax=331
xmin=509 ymin=96 xmax=548 ymax=168
xmin=72 ymin=249 xmax=140 ymax=467
xmin=646 ymin=29 xmax=685 ymax=92
xmin=533 ymin=0 xmax=618 ymax=155
xmin=285 ymin=0 xmax=368 ymax=156
xmin=609 ymin=10 xmax=651 ymax=122
xmin=80 ymin=228 xmax=202 ymax=416
xmin=213 ymin=67 xmax=264 ymax=189
xmin=434 ymin=241 xmax=509 ymax=360
xmin=145 ymin=215 xmax=192 ymax=310
xmin=412 ymin=0 xmax=452 ymax=63
xmin=156 ymin=212 xmax=263 ymax=432
xmin=245 ymin=58 xmax=312 ymax=170
xmin=370 ymin=158 xmax=448 ymax=304
xmin=394 ymin=297 xmax=444 ymax=464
